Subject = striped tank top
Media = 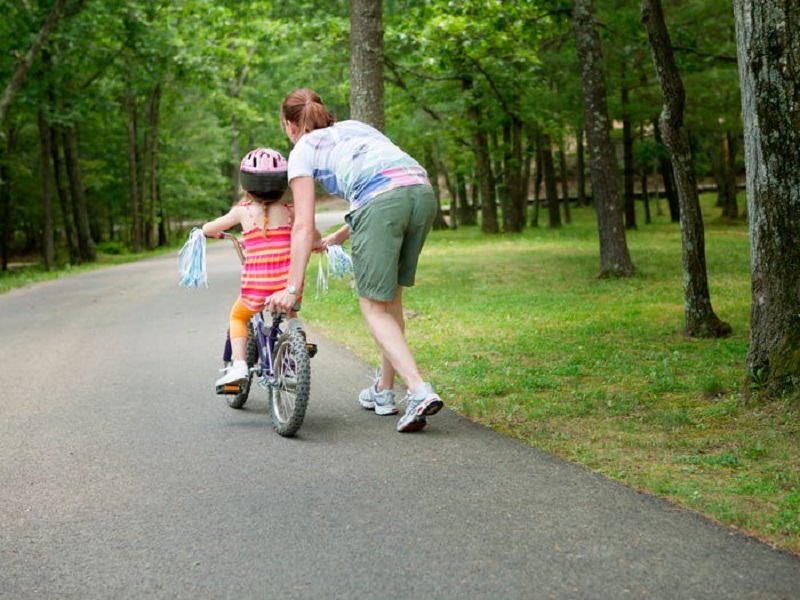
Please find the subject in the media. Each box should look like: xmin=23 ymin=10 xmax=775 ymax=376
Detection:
xmin=239 ymin=222 xmax=292 ymax=311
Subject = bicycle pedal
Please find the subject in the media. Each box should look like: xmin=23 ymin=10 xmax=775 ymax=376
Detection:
xmin=306 ymin=343 xmax=318 ymax=358
xmin=216 ymin=383 xmax=242 ymax=395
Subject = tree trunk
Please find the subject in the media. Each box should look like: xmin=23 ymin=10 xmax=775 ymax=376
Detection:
xmin=457 ymin=170 xmax=475 ymax=227
xmin=558 ymin=141 xmax=571 ymax=225
xmin=350 ymin=0 xmax=384 ymax=131
xmin=1 ymin=126 xmax=19 ymax=271
xmin=470 ymin=171 xmax=481 ymax=226
xmin=62 ymin=126 xmax=96 ymax=262
xmin=541 ymin=133 xmax=561 ymax=228
xmin=722 ymin=131 xmax=739 ymax=219
xmin=642 ymin=0 xmax=730 ymax=338
xmin=735 ymin=0 xmax=800 ymax=400
xmin=653 ymin=118 xmax=680 ymax=222
xmin=146 ymin=83 xmax=161 ymax=249
xmin=498 ymin=123 xmax=512 ymax=232
xmin=523 ymin=132 xmax=534 ymax=219
xmin=576 ymin=124 xmax=587 ymax=206
xmin=641 ymin=168 xmax=652 ymax=224
xmin=531 ymin=127 xmax=543 ymax=226
xmin=423 ymin=143 xmax=447 ymax=230
xmin=125 ymin=70 xmax=142 ymax=253
xmin=463 ymin=78 xmax=498 ymax=233
xmin=509 ymin=117 xmax=525 ymax=232
xmin=37 ymin=111 xmax=55 ymax=271
xmin=50 ymin=124 xmax=80 ymax=264
xmin=573 ymin=0 xmax=634 ymax=278
xmin=640 ymin=124 xmax=653 ymax=225
xmin=707 ymin=133 xmax=739 ymax=220
xmin=622 ymin=83 xmax=637 ymax=229
xmin=435 ymin=146 xmax=457 ymax=229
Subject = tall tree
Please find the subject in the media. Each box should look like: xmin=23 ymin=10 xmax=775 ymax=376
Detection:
xmin=350 ymin=0 xmax=384 ymax=131
xmin=573 ymin=0 xmax=634 ymax=278
xmin=734 ymin=0 xmax=800 ymax=400
xmin=642 ymin=0 xmax=731 ymax=338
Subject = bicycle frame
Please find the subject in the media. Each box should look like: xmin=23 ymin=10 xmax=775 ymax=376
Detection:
xmin=254 ymin=310 xmax=282 ymax=386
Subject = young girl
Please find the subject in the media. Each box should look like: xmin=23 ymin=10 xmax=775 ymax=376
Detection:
xmin=203 ymin=148 xmax=320 ymax=387
xmin=268 ymin=88 xmax=443 ymax=433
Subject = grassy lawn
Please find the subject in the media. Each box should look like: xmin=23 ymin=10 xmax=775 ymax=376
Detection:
xmin=3 ymin=195 xmax=798 ymax=555
xmin=303 ymin=195 xmax=800 ymax=556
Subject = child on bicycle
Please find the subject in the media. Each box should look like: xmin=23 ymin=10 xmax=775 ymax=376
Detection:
xmin=202 ymin=148 xmax=321 ymax=387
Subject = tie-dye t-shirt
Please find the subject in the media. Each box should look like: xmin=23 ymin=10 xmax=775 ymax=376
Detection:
xmin=287 ymin=120 xmax=430 ymax=211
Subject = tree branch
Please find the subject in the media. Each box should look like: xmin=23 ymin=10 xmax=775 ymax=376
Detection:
xmin=0 ymin=0 xmax=67 ymax=126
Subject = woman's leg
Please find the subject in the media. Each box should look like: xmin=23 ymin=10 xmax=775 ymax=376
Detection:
xmin=359 ymin=286 xmax=424 ymax=395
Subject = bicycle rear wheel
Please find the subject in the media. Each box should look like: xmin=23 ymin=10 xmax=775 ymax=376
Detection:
xmin=227 ymin=322 xmax=257 ymax=409
xmin=269 ymin=330 xmax=311 ymax=437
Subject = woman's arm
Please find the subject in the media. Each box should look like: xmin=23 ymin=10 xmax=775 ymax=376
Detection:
xmin=321 ymin=224 xmax=350 ymax=250
xmin=268 ymin=176 xmax=317 ymax=313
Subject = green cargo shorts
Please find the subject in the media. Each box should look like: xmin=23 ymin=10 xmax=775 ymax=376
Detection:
xmin=345 ymin=184 xmax=436 ymax=302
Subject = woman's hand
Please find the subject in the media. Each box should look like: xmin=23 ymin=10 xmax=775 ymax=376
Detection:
xmin=268 ymin=288 xmax=298 ymax=314
xmin=320 ymin=224 xmax=351 ymax=251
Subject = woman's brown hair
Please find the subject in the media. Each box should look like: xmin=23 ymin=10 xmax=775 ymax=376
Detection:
xmin=280 ymin=88 xmax=335 ymax=137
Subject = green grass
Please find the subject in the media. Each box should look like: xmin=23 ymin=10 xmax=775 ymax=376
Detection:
xmin=303 ymin=195 xmax=800 ymax=556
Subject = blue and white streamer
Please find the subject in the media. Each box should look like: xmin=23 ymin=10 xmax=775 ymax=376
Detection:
xmin=316 ymin=244 xmax=353 ymax=297
xmin=178 ymin=228 xmax=208 ymax=289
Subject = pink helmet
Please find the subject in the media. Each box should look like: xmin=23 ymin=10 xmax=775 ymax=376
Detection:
xmin=239 ymin=148 xmax=288 ymax=194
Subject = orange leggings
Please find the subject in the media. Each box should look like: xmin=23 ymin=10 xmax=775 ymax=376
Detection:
xmin=229 ymin=297 xmax=259 ymax=339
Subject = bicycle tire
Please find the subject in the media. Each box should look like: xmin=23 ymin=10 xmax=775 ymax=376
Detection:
xmin=269 ymin=330 xmax=311 ymax=437
xmin=227 ymin=322 xmax=257 ymax=409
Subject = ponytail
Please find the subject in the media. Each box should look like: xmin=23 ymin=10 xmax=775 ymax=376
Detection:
xmin=281 ymin=88 xmax=335 ymax=137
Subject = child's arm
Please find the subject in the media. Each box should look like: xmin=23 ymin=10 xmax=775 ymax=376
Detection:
xmin=202 ymin=208 xmax=241 ymax=238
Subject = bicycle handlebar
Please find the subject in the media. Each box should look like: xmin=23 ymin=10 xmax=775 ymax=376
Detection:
xmin=216 ymin=231 xmax=245 ymax=265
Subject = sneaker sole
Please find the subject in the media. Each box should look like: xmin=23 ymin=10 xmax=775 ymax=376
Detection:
xmin=359 ymin=399 xmax=398 ymax=415
xmin=216 ymin=375 xmax=248 ymax=387
xmin=420 ymin=397 xmax=443 ymax=417
xmin=397 ymin=417 xmax=427 ymax=433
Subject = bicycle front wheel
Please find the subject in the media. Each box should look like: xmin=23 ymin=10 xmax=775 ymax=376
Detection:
xmin=269 ymin=331 xmax=311 ymax=437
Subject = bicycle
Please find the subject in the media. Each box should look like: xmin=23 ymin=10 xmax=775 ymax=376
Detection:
xmin=215 ymin=232 xmax=317 ymax=437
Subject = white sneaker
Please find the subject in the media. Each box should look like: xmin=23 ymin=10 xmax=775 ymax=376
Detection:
xmin=215 ymin=361 xmax=249 ymax=386
xmin=397 ymin=383 xmax=443 ymax=432
xmin=358 ymin=383 xmax=398 ymax=416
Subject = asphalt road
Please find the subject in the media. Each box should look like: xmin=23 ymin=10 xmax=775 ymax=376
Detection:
xmin=1 ymin=234 xmax=799 ymax=600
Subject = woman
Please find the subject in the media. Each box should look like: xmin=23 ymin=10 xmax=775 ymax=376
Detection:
xmin=268 ymin=88 xmax=443 ymax=433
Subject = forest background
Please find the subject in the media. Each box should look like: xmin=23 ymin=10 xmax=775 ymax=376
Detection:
xmin=1 ymin=1 xmax=798 ymax=555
